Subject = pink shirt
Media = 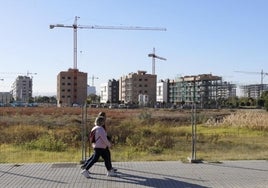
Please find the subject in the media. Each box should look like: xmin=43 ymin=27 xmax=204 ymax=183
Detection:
xmin=91 ymin=126 xmax=111 ymax=149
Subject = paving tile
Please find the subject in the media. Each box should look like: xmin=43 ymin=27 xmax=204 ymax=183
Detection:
xmin=0 ymin=160 xmax=267 ymax=188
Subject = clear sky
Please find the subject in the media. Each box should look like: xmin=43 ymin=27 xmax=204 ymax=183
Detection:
xmin=1 ymin=0 xmax=268 ymax=96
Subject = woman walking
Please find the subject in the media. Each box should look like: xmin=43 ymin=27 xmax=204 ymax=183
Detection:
xmin=81 ymin=115 xmax=116 ymax=178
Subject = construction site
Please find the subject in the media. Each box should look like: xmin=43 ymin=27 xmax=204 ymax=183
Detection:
xmin=168 ymin=74 xmax=236 ymax=109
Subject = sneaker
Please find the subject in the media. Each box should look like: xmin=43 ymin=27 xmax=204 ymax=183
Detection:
xmin=107 ymin=170 xmax=117 ymax=177
xmin=81 ymin=169 xmax=90 ymax=178
xmin=111 ymin=167 xmax=117 ymax=172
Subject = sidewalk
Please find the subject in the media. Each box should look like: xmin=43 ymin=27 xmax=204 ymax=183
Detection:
xmin=0 ymin=160 xmax=267 ymax=188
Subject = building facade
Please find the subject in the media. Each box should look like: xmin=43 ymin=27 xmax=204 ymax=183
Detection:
xmin=11 ymin=76 xmax=33 ymax=102
xmin=119 ymin=70 xmax=156 ymax=106
xmin=57 ymin=68 xmax=87 ymax=107
xmin=168 ymin=74 xmax=236 ymax=108
xmin=240 ymin=84 xmax=268 ymax=99
xmin=100 ymin=79 xmax=119 ymax=104
xmin=156 ymin=79 xmax=168 ymax=107
xmin=0 ymin=92 xmax=12 ymax=105
xmin=100 ymin=82 xmax=108 ymax=103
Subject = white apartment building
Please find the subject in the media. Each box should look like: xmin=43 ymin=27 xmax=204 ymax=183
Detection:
xmin=157 ymin=80 xmax=168 ymax=104
xmin=11 ymin=76 xmax=33 ymax=102
xmin=100 ymin=82 xmax=109 ymax=103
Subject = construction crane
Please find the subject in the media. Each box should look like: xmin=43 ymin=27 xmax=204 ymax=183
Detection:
xmin=0 ymin=71 xmax=37 ymax=77
xmin=88 ymin=75 xmax=99 ymax=86
xmin=49 ymin=16 xmax=166 ymax=70
xmin=148 ymin=47 xmax=167 ymax=75
xmin=235 ymin=70 xmax=268 ymax=85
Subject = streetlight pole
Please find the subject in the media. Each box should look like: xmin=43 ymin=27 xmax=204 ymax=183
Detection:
xmin=188 ymin=76 xmax=202 ymax=163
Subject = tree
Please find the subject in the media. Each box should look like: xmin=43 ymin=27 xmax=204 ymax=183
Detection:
xmin=261 ymin=91 xmax=268 ymax=111
xmin=87 ymin=94 xmax=99 ymax=104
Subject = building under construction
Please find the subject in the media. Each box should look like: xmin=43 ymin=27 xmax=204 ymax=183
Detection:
xmin=240 ymin=84 xmax=268 ymax=99
xmin=168 ymin=74 xmax=236 ymax=108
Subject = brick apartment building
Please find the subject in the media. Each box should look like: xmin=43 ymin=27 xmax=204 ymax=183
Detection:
xmin=119 ymin=70 xmax=156 ymax=106
xmin=57 ymin=68 xmax=87 ymax=107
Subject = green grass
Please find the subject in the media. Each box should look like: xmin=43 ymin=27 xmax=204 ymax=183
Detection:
xmin=1 ymin=125 xmax=267 ymax=163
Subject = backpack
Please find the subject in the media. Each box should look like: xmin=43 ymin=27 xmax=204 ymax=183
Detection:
xmin=89 ymin=129 xmax=100 ymax=143
xmin=89 ymin=129 xmax=96 ymax=143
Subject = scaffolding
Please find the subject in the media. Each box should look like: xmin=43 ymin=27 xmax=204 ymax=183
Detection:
xmin=168 ymin=74 xmax=236 ymax=108
xmin=240 ymin=84 xmax=268 ymax=99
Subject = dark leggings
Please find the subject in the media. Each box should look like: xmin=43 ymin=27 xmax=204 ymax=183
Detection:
xmin=84 ymin=148 xmax=112 ymax=171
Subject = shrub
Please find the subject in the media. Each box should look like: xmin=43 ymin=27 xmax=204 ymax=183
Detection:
xmin=24 ymin=134 xmax=67 ymax=152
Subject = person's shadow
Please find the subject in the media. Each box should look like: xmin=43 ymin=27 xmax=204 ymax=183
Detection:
xmin=92 ymin=164 xmax=208 ymax=188
xmin=115 ymin=171 xmax=208 ymax=188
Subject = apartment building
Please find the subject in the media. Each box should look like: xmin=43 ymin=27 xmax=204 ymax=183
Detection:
xmin=119 ymin=70 xmax=156 ymax=106
xmin=11 ymin=76 xmax=33 ymax=102
xmin=100 ymin=79 xmax=119 ymax=104
xmin=57 ymin=68 xmax=87 ymax=107
xmin=156 ymin=79 xmax=168 ymax=107
xmin=0 ymin=92 xmax=12 ymax=105
xmin=100 ymin=82 xmax=109 ymax=103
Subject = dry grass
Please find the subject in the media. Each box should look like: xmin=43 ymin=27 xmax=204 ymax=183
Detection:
xmin=219 ymin=110 xmax=268 ymax=130
xmin=0 ymin=107 xmax=267 ymax=163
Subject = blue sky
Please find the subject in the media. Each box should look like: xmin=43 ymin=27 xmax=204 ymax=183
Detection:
xmin=1 ymin=0 xmax=268 ymax=96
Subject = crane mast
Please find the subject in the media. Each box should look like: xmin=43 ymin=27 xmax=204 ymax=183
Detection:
xmin=50 ymin=16 xmax=166 ymax=70
xmin=89 ymin=75 xmax=99 ymax=86
xmin=148 ymin=47 xmax=167 ymax=75
xmin=235 ymin=69 xmax=268 ymax=85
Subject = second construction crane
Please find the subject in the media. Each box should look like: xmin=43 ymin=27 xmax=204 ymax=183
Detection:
xmin=235 ymin=69 xmax=268 ymax=85
xmin=50 ymin=16 xmax=166 ymax=70
xmin=88 ymin=75 xmax=99 ymax=86
xmin=148 ymin=48 xmax=167 ymax=75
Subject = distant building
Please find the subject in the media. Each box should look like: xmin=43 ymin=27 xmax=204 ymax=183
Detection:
xmin=240 ymin=84 xmax=268 ymax=99
xmin=156 ymin=80 xmax=168 ymax=107
xmin=0 ymin=92 xmax=12 ymax=105
xmin=119 ymin=70 xmax=156 ymax=106
xmin=219 ymin=81 xmax=237 ymax=99
xmin=100 ymin=79 xmax=119 ymax=104
xmin=57 ymin=68 xmax=87 ymax=107
xmin=11 ymin=76 xmax=33 ymax=102
xmin=87 ymin=85 xmax=96 ymax=95
xmin=168 ymin=74 xmax=236 ymax=108
xmin=100 ymin=82 xmax=108 ymax=103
